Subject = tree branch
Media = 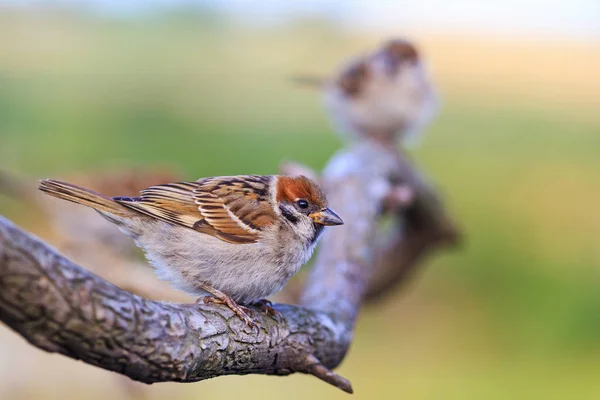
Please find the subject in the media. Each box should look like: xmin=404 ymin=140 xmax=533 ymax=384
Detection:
xmin=0 ymin=142 xmax=458 ymax=394
xmin=0 ymin=216 xmax=355 ymax=392
xmin=366 ymin=149 xmax=461 ymax=302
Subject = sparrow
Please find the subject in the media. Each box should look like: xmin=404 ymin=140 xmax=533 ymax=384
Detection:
xmin=295 ymin=39 xmax=438 ymax=146
xmin=326 ymin=39 xmax=438 ymax=145
xmin=38 ymin=174 xmax=343 ymax=326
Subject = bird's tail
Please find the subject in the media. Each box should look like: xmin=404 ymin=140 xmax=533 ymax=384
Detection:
xmin=39 ymin=179 xmax=132 ymax=217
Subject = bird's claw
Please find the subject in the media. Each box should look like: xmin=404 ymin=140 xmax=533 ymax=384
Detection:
xmin=254 ymin=299 xmax=282 ymax=321
xmin=200 ymin=295 xmax=259 ymax=329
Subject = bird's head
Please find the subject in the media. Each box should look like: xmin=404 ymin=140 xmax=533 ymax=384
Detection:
xmin=275 ymin=175 xmax=343 ymax=244
xmin=325 ymin=38 xmax=438 ymax=146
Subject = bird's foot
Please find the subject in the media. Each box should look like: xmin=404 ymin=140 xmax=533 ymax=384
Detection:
xmin=254 ymin=299 xmax=281 ymax=321
xmin=199 ymin=295 xmax=257 ymax=329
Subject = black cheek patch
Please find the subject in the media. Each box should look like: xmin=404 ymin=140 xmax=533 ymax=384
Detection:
xmin=310 ymin=223 xmax=325 ymax=244
xmin=279 ymin=205 xmax=299 ymax=224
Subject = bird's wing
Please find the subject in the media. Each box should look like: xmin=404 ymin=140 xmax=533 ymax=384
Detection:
xmin=194 ymin=175 xmax=276 ymax=242
xmin=114 ymin=176 xmax=276 ymax=244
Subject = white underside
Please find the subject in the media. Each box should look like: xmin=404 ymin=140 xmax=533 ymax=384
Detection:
xmin=107 ymin=214 xmax=317 ymax=304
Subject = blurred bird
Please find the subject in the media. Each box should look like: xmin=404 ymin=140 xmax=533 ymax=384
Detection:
xmin=295 ymin=38 xmax=438 ymax=146
xmin=39 ymin=174 xmax=343 ymax=326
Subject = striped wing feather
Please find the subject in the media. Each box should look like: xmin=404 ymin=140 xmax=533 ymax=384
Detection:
xmin=114 ymin=176 xmax=276 ymax=244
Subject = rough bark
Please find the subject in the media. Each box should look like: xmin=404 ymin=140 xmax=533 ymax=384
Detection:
xmin=0 ymin=141 xmax=458 ymax=394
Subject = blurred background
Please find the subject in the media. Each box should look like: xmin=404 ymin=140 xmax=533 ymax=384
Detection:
xmin=0 ymin=1 xmax=599 ymax=399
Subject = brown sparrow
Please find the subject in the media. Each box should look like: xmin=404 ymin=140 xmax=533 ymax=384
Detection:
xmin=319 ymin=39 xmax=438 ymax=145
xmin=38 ymin=175 xmax=343 ymax=326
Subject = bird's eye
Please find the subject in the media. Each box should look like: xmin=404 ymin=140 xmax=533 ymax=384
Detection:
xmin=296 ymin=199 xmax=309 ymax=209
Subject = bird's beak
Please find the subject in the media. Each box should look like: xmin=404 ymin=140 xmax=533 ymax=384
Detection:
xmin=309 ymin=208 xmax=344 ymax=226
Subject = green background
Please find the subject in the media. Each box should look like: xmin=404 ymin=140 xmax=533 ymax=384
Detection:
xmin=1 ymin=6 xmax=599 ymax=400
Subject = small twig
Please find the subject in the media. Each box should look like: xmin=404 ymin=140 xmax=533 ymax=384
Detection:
xmin=304 ymin=354 xmax=353 ymax=394
xmin=288 ymin=74 xmax=327 ymax=88
xmin=382 ymin=184 xmax=416 ymax=213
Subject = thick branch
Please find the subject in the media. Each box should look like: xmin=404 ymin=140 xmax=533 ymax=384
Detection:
xmin=0 ymin=143 xmax=458 ymax=394
xmin=291 ymin=143 xmax=460 ymax=306
xmin=0 ymin=217 xmax=353 ymax=392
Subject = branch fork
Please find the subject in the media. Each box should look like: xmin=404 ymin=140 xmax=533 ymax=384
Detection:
xmin=0 ymin=139 xmax=457 ymax=394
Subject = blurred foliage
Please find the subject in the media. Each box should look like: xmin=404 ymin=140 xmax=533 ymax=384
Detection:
xmin=0 ymin=5 xmax=599 ymax=400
